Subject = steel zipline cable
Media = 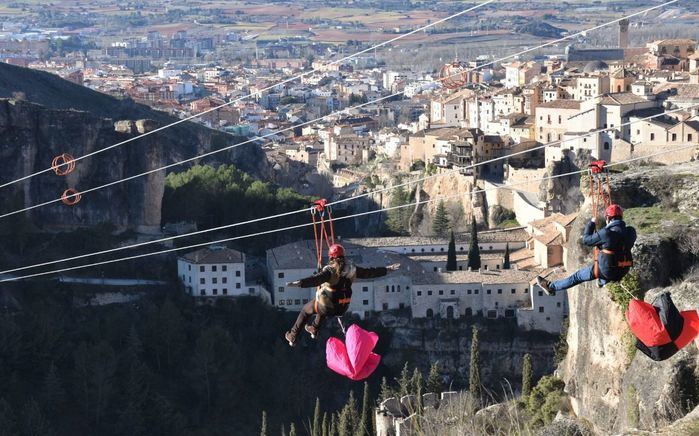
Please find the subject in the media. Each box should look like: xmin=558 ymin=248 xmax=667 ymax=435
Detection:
xmin=0 ymin=0 xmax=496 ymax=190
xmin=0 ymin=107 xmax=695 ymax=277
xmin=0 ymin=142 xmax=694 ymax=283
xmin=0 ymin=0 xmax=679 ymax=219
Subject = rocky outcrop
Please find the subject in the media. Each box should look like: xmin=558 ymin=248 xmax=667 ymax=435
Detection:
xmin=556 ymin=161 xmax=699 ymax=434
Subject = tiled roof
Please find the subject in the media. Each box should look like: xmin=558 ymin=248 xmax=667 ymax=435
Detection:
xmin=597 ymin=93 xmax=649 ymax=105
xmin=345 ymin=227 xmax=529 ymax=248
xmin=410 ymin=269 xmax=538 ymax=285
xmin=537 ymin=100 xmax=581 ymax=110
xmin=180 ymin=247 xmax=244 ymax=264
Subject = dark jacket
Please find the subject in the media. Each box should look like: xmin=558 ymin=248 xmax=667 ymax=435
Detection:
xmin=297 ymin=261 xmax=388 ymax=313
xmin=583 ymin=218 xmax=637 ymax=281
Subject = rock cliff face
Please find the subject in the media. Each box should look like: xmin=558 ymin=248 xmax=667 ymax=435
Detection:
xmin=0 ymin=98 xmax=265 ymax=232
xmin=0 ymin=63 xmax=269 ymax=231
xmin=555 ymin=161 xmax=699 ymax=433
xmin=412 ymin=174 xmax=485 ymax=234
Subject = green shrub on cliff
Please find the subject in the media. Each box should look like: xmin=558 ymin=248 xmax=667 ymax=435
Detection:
xmin=526 ymin=376 xmax=565 ymax=427
xmin=607 ymin=271 xmax=642 ymax=312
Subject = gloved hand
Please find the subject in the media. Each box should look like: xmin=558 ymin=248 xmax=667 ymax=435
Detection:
xmin=386 ymin=263 xmax=401 ymax=271
xmin=286 ymin=280 xmax=302 ymax=287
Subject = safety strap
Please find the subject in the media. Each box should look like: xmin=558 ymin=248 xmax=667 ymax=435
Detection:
xmin=588 ymin=160 xmax=612 ymax=222
xmin=311 ymin=199 xmax=335 ymax=269
xmin=593 ymin=247 xmax=600 ymax=279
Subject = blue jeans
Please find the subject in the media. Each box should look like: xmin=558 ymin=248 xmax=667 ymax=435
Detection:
xmin=550 ymin=264 xmax=607 ymax=291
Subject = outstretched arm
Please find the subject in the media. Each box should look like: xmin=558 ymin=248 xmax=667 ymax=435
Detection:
xmin=287 ymin=268 xmax=332 ymax=288
xmin=356 ymin=263 xmax=400 ymax=279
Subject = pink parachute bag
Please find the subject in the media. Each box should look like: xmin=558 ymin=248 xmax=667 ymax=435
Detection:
xmin=326 ymin=324 xmax=381 ymax=381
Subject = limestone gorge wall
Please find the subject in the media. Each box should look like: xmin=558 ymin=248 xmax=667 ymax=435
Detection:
xmin=368 ymin=311 xmax=558 ymax=393
xmin=555 ymin=161 xmax=699 ymax=433
xmin=411 ymin=172 xmax=486 ymax=234
xmin=0 ymin=98 xmax=266 ymax=232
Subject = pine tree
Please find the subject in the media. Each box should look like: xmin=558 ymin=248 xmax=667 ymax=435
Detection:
xmin=358 ymin=382 xmax=372 ymax=436
xmin=312 ymin=398 xmax=321 ymax=436
xmin=387 ymin=184 xmax=410 ymax=234
xmin=426 ymin=362 xmax=443 ymax=396
xmin=321 ymin=412 xmax=329 ymax=436
xmin=504 ymin=242 xmax=511 ymax=269
xmin=260 ymin=411 xmax=268 ymax=436
xmin=469 ymin=326 xmax=482 ymax=400
xmin=446 ymin=231 xmax=457 ymax=271
xmin=397 ymin=362 xmax=411 ymax=398
xmin=467 ymin=217 xmax=481 ymax=270
xmin=522 ymin=354 xmax=533 ymax=398
xmin=379 ymin=377 xmax=392 ymax=402
xmin=289 ymin=423 xmax=297 ymax=436
xmin=432 ymin=200 xmax=450 ymax=237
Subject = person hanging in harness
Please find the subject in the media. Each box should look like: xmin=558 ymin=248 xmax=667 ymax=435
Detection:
xmin=537 ymin=204 xmax=636 ymax=296
xmin=284 ymin=244 xmax=400 ymax=347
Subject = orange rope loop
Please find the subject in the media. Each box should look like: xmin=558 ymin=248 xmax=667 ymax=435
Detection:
xmin=51 ymin=153 xmax=76 ymax=176
xmin=61 ymin=189 xmax=81 ymax=206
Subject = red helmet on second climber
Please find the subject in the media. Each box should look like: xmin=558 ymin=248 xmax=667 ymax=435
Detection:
xmin=605 ymin=204 xmax=623 ymax=219
xmin=328 ymin=244 xmax=345 ymax=259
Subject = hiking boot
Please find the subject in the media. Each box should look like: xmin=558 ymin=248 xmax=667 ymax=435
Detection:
xmin=305 ymin=324 xmax=318 ymax=339
xmin=597 ymin=279 xmax=605 ymax=288
xmin=285 ymin=331 xmax=296 ymax=347
xmin=537 ymin=276 xmax=556 ymax=296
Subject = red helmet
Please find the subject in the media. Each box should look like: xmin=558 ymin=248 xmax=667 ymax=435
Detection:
xmin=328 ymin=244 xmax=345 ymax=259
xmin=605 ymin=204 xmax=623 ymax=219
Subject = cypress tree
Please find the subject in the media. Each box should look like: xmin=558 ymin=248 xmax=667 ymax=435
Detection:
xmin=504 ymin=242 xmax=511 ymax=269
xmin=446 ymin=231 xmax=457 ymax=271
xmin=358 ymin=382 xmax=372 ymax=436
xmin=410 ymin=368 xmax=424 ymax=397
xmin=321 ymin=412 xmax=329 ymax=436
xmin=379 ymin=377 xmax=392 ymax=402
xmin=469 ymin=326 xmax=482 ymax=400
xmin=312 ymin=398 xmax=321 ymax=436
xmin=522 ymin=353 xmax=533 ymax=398
xmin=467 ymin=217 xmax=481 ymax=270
xmin=260 ymin=411 xmax=268 ymax=436
xmin=397 ymin=362 xmax=411 ymax=398
xmin=426 ymin=362 xmax=443 ymax=396
xmin=329 ymin=413 xmax=338 ymax=436
xmin=432 ymin=200 xmax=450 ymax=237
